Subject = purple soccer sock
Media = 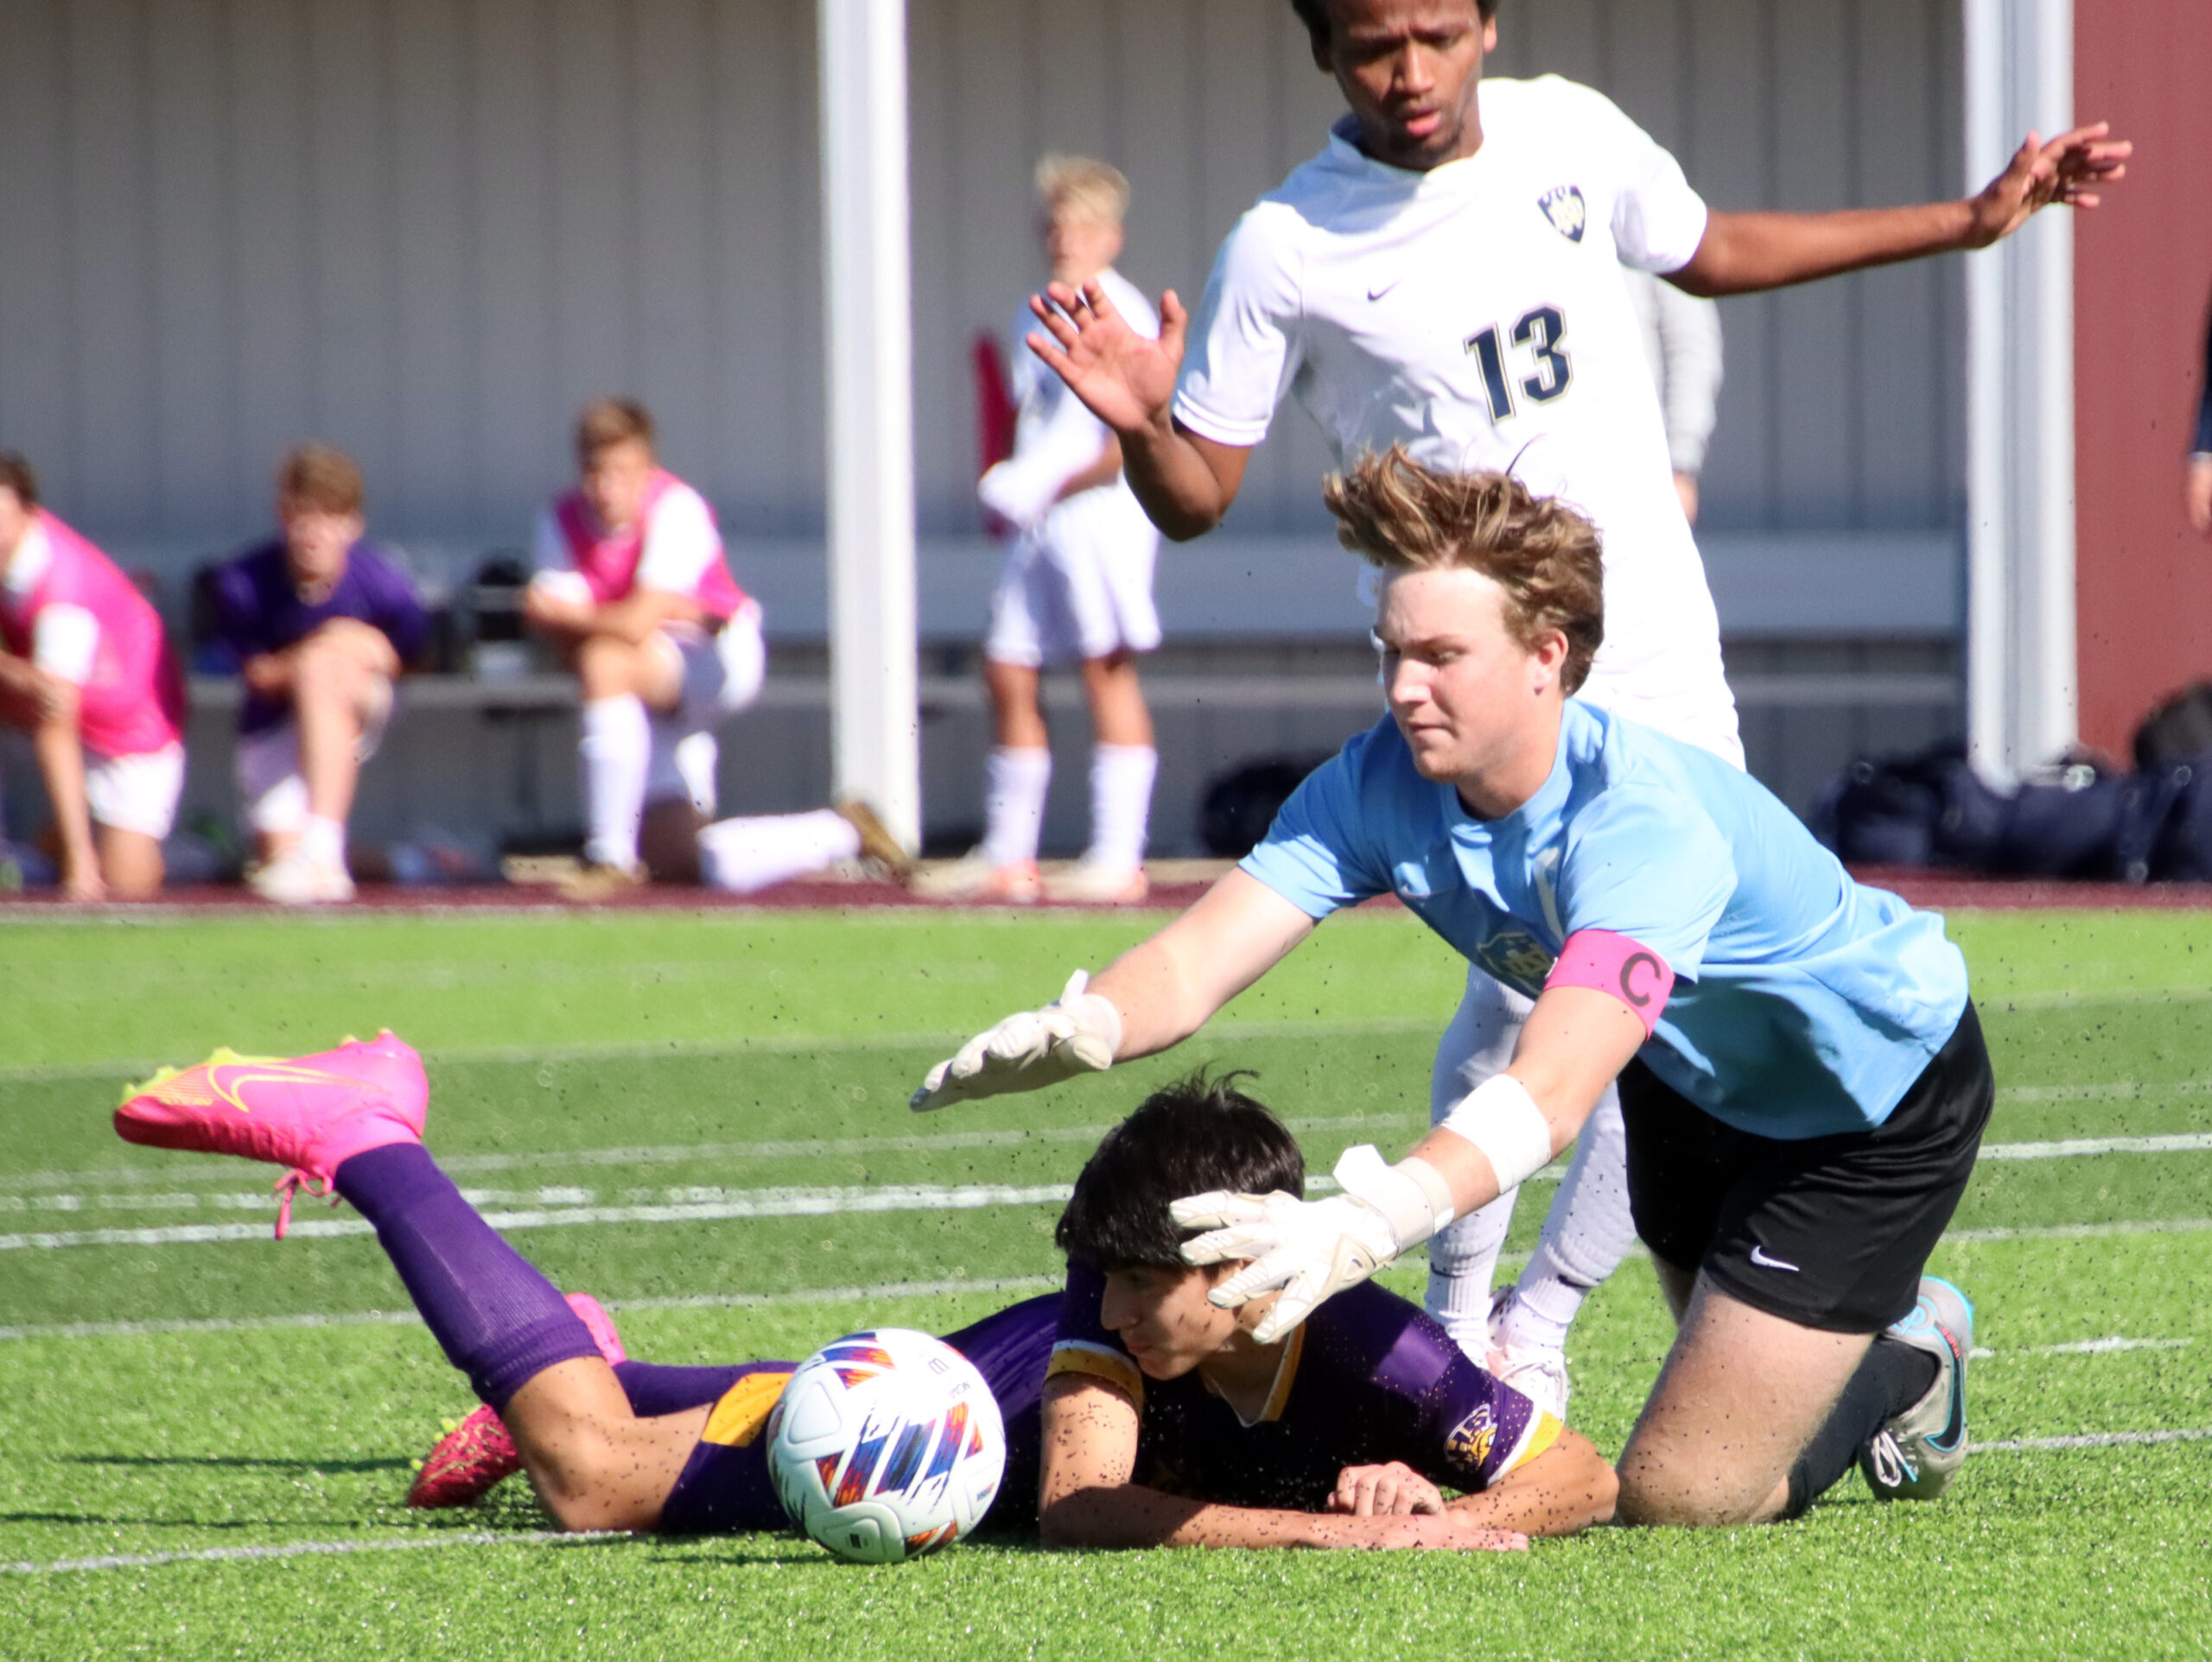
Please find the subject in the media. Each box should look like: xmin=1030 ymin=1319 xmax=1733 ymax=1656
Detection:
xmin=612 ymin=1361 xmax=754 ymax=1418
xmin=334 ymin=1143 xmax=602 ymax=1409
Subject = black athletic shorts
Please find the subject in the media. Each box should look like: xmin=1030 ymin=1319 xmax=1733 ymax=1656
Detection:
xmin=1619 ymin=1004 xmax=1993 ymax=1334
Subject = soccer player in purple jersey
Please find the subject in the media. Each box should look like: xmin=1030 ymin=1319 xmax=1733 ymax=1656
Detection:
xmin=112 ymin=1043 xmax=1611 ymax=1547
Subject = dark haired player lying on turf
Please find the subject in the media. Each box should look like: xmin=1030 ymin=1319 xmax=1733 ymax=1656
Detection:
xmin=113 ymin=1042 xmax=1614 ymax=1548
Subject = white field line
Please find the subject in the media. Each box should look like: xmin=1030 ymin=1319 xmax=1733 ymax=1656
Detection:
xmin=0 ymin=1014 xmax=1447 ymax=1088
xmin=3 ymin=1530 xmax=627 ymax=1576
xmin=0 ymin=1272 xmax=1071 ymax=1344
xmin=7 ymin=1118 xmax=2207 ymax=1202
xmin=1971 ymin=1336 xmax=2194 ymax=1359
xmin=1945 ymin=1217 xmax=2212 ymax=1244
xmin=0 ymin=1113 xmax=1420 ymax=1195
xmin=6 ymin=1149 xmax=2212 ymax=1253
xmin=7 ymin=1430 xmax=2209 ymax=1576
xmin=1970 ymin=1428 xmax=2212 ymax=1452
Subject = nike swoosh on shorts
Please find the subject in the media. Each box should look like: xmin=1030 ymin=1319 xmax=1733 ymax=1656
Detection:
xmin=1749 ymin=1244 xmax=1801 ymax=1272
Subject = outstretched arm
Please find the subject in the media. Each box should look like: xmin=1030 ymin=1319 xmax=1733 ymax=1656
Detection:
xmin=1671 ymin=123 xmax=2130 ymax=297
xmin=912 ymin=870 xmax=1313 ymax=1111
xmin=1023 ymin=280 xmax=1251 ymax=540
xmin=1179 ymin=981 xmax=1650 ymax=1341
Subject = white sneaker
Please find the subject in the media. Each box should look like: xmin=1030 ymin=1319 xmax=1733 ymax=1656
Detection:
xmin=248 ymin=847 xmax=355 ymax=904
xmin=1041 ymin=861 xmax=1149 ymax=904
xmin=1484 ymin=1290 xmax=1570 ymax=1420
xmin=1859 ymin=1276 xmax=1974 ymax=1501
xmin=912 ymin=853 xmax=1039 ymax=904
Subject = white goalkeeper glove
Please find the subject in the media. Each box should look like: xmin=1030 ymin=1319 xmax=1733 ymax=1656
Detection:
xmin=1171 ymin=1145 xmax=1456 ymax=1344
xmin=910 ymin=970 xmax=1123 ymax=1113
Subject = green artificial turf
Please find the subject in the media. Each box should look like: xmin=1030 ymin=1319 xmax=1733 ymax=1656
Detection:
xmin=2 ymin=905 xmax=2209 ymax=1659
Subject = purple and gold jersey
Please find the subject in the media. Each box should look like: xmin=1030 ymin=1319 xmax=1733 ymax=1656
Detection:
xmin=1047 ymin=1262 xmax=1559 ymax=1510
xmin=655 ymin=1296 xmax=1057 ymax=1537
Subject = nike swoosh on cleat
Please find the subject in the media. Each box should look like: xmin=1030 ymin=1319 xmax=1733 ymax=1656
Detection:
xmin=204 ymin=1063 xmax=348 ymax=1114
xmin=1749 ymin=1244 xmax=1801 ymax=1272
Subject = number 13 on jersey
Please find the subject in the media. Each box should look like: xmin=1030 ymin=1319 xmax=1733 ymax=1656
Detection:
xmin=1465 ymin=305 xmax=1572 ymax=423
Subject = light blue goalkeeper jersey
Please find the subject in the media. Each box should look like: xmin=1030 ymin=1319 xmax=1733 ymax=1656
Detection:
xmin=1240 ymin=700 xmax=1970 ymax=1139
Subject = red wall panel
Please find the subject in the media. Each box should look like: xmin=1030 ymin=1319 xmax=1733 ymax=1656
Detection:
xmin=2075 ymin=3 xmax=2212 ymax=757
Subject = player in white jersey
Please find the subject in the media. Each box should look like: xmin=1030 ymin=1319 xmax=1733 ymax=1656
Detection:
xmin=1018 ymin=0 xmax=2128 ymax=1409
xmin=924 ymin=156 xmax=1165 ymax=907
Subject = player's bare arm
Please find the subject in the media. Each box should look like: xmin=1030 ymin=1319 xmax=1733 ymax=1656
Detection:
xmin=911 ymin=870 xmax=1312 ymax=1111
xmin=1180 ymin=983 xmax=1647 ymax=1340
xmin=1037 ymin=1374 xmax=1524 ymax=1551
xmin=1409 ymin=984 xmax=1648 ymax=1221
xmin=28 ymin=676 xmax=103 ymax=903
xmin=1332 ymin=1435 xmax=1618 ymax=1537
xmin=1024 ymin=280 xmax=1249 ymax=540
xmin=1671 ymin=123 xmax=2131 ymax=298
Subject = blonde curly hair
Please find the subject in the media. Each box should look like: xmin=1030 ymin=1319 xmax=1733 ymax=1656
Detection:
xmin=1323 ymin=447 xmax=1605 ymax=695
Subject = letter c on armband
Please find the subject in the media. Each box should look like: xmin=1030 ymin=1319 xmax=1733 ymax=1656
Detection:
xmin=1544 ymin=929 xmax=1675 ymax=1037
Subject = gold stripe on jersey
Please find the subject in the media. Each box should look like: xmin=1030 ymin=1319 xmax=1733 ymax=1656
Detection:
xmin=1502 ymin=1410 xmax=1563 ymax=1476
xmin=1046 ymin=1341 xmax=1144 ymax=1408
xmin=1199 ymin=1322 xmax=1308 ymax=1425
xmin=700 ymin=1371 xmax=792 ymax=1447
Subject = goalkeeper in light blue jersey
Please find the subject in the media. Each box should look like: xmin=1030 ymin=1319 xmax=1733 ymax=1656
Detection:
xmin=917 ymin=448 xmax=1991 ymax=1528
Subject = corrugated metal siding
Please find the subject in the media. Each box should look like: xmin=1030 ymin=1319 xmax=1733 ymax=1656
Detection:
xmin=0 ymin=0 xmax=1961 ymax=549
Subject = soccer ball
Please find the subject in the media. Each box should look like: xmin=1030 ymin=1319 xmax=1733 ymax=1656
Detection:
xmin=766 ymin=1328 xmax=1007 ymax=1564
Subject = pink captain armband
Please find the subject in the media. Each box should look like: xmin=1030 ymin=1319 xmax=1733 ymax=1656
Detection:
xmin=1544 ymin=929 xmax=1675 ymax=1037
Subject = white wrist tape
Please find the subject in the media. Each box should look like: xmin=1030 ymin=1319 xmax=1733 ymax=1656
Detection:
xmin=1437 ymin=1075 xmax=1555 ymax=1194
xmin=1332 ymin=1145 xmax=1457 ymax=1252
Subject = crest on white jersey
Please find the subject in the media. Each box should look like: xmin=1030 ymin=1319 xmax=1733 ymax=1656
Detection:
xmin=1537 ymin=185 xmax=1587 ymax=244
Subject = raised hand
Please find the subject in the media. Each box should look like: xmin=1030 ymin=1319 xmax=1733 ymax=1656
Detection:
xmin=1967 ymin=123 xmax=2132 ymax=245
xmin=1024 ymin=281 xmax=1189 ymax=437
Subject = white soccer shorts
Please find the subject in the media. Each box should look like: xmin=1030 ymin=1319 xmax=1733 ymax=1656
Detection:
xmin=236 ymin=676 xmax=397 ymax=836
xmin=984 ymin=489 xmax=1161 ymax=669
xmin=644 ymin=599 xmax=767 ymax=816
xmin=85 ymin=740 xmax=186 ymax=841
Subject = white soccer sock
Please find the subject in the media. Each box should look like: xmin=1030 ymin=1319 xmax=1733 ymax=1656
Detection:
xmin=580 ymin=695 xmax=652 ymax=869
xmin=1425 ymin=968 xmax=1531 ymax=1359
xmin=1084 ymin=744 xmax=1157 ymax=872
xmin=1426 ymin=1195 xmax=1520 ymax=1357
xmin=1497 ymin=1088 xmax=1638 ymax=1355
xmin=981 ymin=746 xmax=1052 ymax=868
xmin=300 ymin=814 xmax=346 ymax=869
xmin=697 ymin=809 xmax=861 ymax=893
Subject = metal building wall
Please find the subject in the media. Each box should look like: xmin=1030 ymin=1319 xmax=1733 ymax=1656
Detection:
xmin=0 ymin=0 xmax=1962 ymax=554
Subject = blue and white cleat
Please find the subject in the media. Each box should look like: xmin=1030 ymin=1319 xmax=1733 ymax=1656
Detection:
xmin=1859 ymin=1276 xmax=1974 ymax=1501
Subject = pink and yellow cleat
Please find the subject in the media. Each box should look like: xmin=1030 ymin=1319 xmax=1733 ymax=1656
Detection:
xmin=407 ymin=1405 xmax=521 ymax=1509
xmin=114 ymin=1031 xmax=428 ymax=1238
xmin=407 ymin=1294 xmax=628 ymax=1509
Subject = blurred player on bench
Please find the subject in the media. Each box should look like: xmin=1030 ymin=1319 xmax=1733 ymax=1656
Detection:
xmin=209 ymin=444 xmax=427 ymax=904
xmin=0 ymin=450 xmax=184 ymax=901
xmin=113 ymin=1045 xmax=1611 ymax=1548
xmin=1017 ymin=0 xmax=2126 ymax=1416
xmin=524 ymin=398 xmax=903 ymax=898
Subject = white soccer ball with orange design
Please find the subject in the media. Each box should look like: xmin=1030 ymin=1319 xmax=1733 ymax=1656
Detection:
xmin=766 ymin=1328 xmax=1007 ymax=1564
